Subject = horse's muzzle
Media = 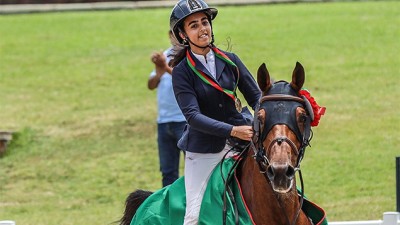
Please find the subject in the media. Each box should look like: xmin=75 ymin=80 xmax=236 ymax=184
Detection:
xmin=266 ymin=163 xmax=295 ymax=193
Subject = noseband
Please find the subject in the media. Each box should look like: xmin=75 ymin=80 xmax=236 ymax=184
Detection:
xmin=258 ymin=136 xmax=300 ymax=172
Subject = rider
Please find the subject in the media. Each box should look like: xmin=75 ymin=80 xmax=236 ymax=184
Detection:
xmin=169 ymin=0 xmax=261 ymax=224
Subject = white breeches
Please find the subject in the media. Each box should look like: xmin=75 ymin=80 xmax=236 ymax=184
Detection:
xmin=183 ymin=145 xmax=234 ymax=225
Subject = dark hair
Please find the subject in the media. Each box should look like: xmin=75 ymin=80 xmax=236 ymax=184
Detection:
xmin=168 ymin=44 xmax=187 ymax=68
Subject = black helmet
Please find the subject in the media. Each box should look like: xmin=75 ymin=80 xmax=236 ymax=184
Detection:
xmin=170 ymin=0 xmax=218 ymax=44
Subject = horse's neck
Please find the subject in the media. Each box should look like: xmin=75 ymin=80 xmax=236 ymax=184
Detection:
xmin=238 ymin=152 xmax=308 ymax=225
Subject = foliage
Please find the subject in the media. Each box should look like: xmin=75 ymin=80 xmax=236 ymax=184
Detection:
xmin=0 ymin=1 xmax=399 ymax=224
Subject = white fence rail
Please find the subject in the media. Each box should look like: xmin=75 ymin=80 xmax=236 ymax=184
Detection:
xmin=0 ymin=221 xmax=15 ymax=225
xmin=330 ymin=212 xmax=400 ymax=225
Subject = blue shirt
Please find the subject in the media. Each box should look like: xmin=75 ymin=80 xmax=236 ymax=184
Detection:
xmin=150 ymin=47 xmax=186 ymax=124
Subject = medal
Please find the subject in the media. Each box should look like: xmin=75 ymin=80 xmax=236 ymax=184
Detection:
xmin=235 ymin=97 xmax=242 ymax=113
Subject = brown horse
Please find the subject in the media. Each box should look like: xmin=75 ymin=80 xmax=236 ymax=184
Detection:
xmin=120 ymin=62 xmax=321 ymax=225
xmin=235 ymin=62 xmax=313 ymax=225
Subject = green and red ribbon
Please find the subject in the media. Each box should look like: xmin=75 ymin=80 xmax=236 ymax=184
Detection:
xmin=186 ymin=47 xmax=239 ymax=102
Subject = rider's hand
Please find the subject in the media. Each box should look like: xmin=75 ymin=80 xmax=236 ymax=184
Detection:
xmin=230 ymin=125 xmax=253 ymax=141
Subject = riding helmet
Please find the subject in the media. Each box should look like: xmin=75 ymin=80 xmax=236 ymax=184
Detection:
xmin=170 ymin=0 xmax=218 ymax=44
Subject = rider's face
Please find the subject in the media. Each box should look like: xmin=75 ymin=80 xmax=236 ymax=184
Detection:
xmin=181 ymin=12 xmax=212 ymax=54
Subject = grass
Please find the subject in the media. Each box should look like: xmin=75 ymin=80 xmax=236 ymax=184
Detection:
xmin=0 ymin=1 xmax=399 ymax=224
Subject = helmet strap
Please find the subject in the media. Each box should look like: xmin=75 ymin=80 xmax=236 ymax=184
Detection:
xmin=186 ymin=37 xmax=210 ymax=49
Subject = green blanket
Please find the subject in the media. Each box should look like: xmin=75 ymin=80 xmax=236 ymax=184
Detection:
xmin=130 ymin=158 xmax=327 ymax=225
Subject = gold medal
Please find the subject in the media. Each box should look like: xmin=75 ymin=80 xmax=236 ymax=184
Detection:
xmin=235 ymin=97 xmax=242 ymax=113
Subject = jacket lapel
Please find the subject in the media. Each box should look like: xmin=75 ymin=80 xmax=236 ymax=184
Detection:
xmin=188 ymin=51 xmax=218 ymax=83
xmin=215 ymin=56 xmax=226 ymax=81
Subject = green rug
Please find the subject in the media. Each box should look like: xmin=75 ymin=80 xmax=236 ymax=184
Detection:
xmin=130 ymin=158 xmax=327 ymax=225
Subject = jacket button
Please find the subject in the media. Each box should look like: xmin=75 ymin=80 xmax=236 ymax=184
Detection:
xmin=218 ymin=104 xmax=223 ymax=108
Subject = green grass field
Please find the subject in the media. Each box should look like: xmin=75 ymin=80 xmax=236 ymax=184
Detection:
xmin=0 ymin=1 xmax=399 ymax=224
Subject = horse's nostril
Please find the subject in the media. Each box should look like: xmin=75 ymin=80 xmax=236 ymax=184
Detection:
xmin=267 ymin=164 xmax=295 ymax=181
xmin=266 ymin=166 xmax=275 ymax=180
xmin=286 ymin=165 xmax=295 ymax=179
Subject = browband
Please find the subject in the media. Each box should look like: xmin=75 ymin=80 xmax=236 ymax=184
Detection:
xmin=260 ymin=94 xmax=305 ymax=104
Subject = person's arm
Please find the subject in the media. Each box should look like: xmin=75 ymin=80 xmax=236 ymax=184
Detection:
xmin=172 ymin=61 xmax=255 ymax=141
xmin=175 ymin=85 xmax=253 ymax=141
xmin=147 ymin=52 xmax=172 ymax=90
xmin=147 ymin=66 xmax=164 ymax=90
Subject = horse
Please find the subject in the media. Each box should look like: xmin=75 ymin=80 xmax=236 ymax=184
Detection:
xmin=235 ymin=62 xmax=313 ymax=225
xmin=119 ymin=62 xmax=324 ymax=225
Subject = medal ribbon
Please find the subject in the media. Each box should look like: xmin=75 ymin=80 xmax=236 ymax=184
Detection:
xmin=186 ymin=48 xmax=239 ymax=101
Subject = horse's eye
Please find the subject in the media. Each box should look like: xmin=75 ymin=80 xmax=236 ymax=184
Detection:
xmin=299 ymin=114 xmax=307 ymax=123
xmin=257 ymin=115 xmax=264 ymax=126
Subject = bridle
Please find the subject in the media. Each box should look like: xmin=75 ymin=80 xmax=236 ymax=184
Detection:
xmin=253 ymin=94 xmax=312 ymax=173
xmin=250 ymin=92 xmax=313 ymax=225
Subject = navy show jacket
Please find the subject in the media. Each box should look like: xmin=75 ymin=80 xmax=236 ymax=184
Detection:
xmin=172 ymin=49 xmax=261 ymax=154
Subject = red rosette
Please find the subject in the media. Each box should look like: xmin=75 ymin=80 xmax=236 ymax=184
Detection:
xmin=299 ymin=89 xmax=326 ymax=127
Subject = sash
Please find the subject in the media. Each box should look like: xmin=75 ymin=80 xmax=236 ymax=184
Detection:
xmin=186 ymin=47 xmax=239 ymax=102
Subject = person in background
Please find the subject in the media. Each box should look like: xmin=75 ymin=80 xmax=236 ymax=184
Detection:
xmin=169 ymin=0 xmax=262 ymax=224
xmin=147 ymin=30 xmax=186 ymax=187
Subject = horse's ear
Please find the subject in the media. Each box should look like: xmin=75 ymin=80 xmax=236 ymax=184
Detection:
xmin=290 ymin=62 xmax=305 ymax=91
xmin=257 ymin=63 xmax=272 ymax=93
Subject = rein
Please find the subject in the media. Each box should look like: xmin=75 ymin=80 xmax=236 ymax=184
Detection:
xmin=220 ymin=144 xmax=250 ymax=225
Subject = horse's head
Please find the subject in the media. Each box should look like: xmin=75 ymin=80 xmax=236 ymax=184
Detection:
xmin=253 ymin=62 xmax=312 ymax=194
